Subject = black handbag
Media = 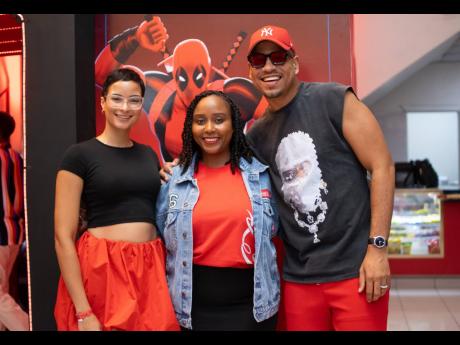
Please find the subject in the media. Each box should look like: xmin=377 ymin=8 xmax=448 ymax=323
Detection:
xmin=395 ymin=159 xmax=438 ymax=188
xmin=395 ymin=161 xmax=418 ymax=188
xmin=414 ymin=159 xmax=438 ymax=188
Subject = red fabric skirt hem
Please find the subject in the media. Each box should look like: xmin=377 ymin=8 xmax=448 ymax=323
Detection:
xmin=54 ymin=231 xmax=179 ymax=331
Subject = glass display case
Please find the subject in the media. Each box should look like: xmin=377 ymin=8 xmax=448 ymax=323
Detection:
xmin=389 ymin=189 xmax=443 ymax=258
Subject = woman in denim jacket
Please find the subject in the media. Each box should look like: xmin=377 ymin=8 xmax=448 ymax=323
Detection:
xmin=156 ymin=90 xmax=280 ymax=330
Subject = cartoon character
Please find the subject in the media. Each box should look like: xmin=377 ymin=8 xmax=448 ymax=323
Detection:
xmin=95 ymin=16 xmax=267 ymax=164
xmin=275 ymin=131 xmax=328 ymax=244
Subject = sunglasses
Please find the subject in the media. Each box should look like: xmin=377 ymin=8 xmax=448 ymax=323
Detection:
xmin=247 ymin=50 xmax=292 ymax=69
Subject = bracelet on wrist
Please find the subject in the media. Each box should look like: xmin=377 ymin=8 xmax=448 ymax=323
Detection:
xmin=76 ymin=309 xmax=93 ymax=322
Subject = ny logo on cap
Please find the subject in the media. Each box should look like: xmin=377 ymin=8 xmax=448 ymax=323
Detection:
xmin=261 ymin=27 xmax=273 ymax=37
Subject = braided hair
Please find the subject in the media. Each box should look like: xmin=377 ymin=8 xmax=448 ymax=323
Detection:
xmin=179 ymin=90 xmax=253 ymax=175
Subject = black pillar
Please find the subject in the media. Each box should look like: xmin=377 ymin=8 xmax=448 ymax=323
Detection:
xmin=24 ymin=14 xmax=95 ymax=330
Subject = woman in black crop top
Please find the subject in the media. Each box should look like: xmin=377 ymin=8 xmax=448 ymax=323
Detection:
xmin=53 ymin=68 xmax=179 ymax=331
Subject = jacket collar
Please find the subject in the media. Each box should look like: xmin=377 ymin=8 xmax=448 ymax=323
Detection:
xmin=238 ymin=155 xmax=269 ymax=173
xmin=174 ymin=154 xmax=198 ymax=184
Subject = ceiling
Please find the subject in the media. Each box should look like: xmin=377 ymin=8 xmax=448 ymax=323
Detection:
xmin=438 ymin=35 xmax=460 ymax=62
xmin=364 ymin=31 xmax=460 ymax=106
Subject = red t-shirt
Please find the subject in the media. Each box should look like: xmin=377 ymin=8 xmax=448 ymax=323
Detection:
xmin=193 ymin=162 xmax=254 ymax=268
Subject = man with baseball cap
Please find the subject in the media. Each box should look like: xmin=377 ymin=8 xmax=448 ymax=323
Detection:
xmin=245 ymin=25 xmax=394 ymax=330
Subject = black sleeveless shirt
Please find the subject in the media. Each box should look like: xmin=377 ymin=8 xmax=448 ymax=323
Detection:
xmin=247 ymin=82 xmax=370 ymax=283
xmin=58 ymin=138 xmax=161 ymax=228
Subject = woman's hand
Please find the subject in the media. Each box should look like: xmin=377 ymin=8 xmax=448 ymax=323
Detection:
xmin=77 ymin=314 xmax=102 ymax=331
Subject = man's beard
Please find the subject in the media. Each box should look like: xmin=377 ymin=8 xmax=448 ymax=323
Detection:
xmin=281 ymin=167 xmax=322 ymax=214
xmin=263 ymin=88 xmax=283 ymax=99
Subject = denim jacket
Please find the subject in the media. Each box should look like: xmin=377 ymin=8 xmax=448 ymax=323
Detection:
xmin=155 ymin=155 xmax=280 ymax=329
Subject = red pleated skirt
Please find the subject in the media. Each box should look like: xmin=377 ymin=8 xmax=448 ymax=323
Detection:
xmin=54 ymin=231 xmax=180 ymax=331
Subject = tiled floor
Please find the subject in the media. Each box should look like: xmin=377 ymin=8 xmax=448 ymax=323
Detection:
xmin=388 ymin=277 xmax=460 ymax=331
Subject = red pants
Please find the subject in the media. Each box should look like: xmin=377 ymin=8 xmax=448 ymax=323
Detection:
xmin=282 ymin=277 xmax=389 ymax=331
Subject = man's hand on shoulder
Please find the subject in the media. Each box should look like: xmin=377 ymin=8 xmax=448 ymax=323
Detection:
xmin=160 ymin=158 xmax=179 ymax=183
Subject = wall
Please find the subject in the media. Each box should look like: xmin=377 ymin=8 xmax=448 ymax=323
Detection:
xmin=369 ymin=61 xmax=460 ymax=163
xmin=354 ymin=14 xmax=460 ymax=102
xmin=24 ymin=14 xmax=95 ymax=330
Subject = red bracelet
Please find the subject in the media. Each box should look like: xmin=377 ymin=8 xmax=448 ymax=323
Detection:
xmin=76 ymin=309 xmax=93 ymax=322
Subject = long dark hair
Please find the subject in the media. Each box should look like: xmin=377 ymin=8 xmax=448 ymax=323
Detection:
xmin=179 ymin=90 xmax=253 ymax=175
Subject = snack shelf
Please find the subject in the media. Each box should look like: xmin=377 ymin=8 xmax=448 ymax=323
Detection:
xmin=389 ymin=189 xmax=443 ymax=258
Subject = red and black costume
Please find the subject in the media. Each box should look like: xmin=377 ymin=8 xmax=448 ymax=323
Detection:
xmin=95 ymin=23 xmax=267 ymax=165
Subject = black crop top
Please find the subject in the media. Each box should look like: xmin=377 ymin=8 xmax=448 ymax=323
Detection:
xmin=58 ymin=138 xmax=161 ymax=228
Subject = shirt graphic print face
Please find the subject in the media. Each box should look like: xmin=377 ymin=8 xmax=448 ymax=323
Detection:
xmin=275 ymin=131 xmax=328 ymax=244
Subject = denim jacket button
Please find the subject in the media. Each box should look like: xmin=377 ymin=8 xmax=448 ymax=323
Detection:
xmin=181 ymin=292 xmax=186 ymax=298
xmin=182 ymin=261 xmax=187 ymax=267
xmin=182 ymin=233 xmax=187 ymax=239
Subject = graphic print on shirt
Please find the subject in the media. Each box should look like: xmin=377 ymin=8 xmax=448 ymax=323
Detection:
xmin=241 ymin=210 xmax=254 ymax=264
xmin=275 ymin=131 xmax=328 ymax=244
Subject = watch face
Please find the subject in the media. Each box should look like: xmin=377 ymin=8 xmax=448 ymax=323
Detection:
xmin=375 ymin=236 xmax=386 ymax=248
